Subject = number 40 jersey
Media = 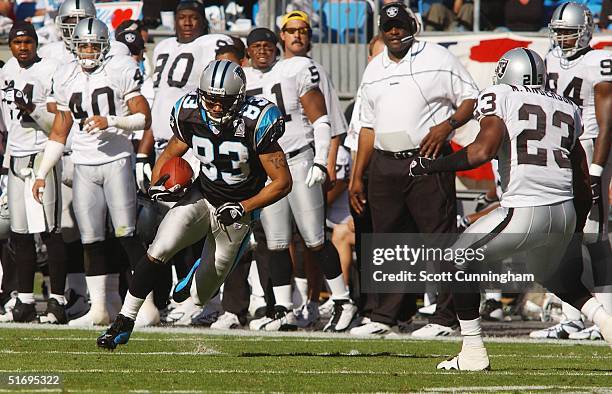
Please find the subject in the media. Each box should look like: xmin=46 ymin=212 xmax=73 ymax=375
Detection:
xmin=170 ymin=93 xmax=285 ymax=207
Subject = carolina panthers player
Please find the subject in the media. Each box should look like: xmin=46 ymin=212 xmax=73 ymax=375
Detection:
xmin=32 ymin=18 xmax=151 ymax=326
xmin=38 ymin=0 xmax=131 ymax=63
xmin=150 ymin=0 xmax=232 ymax=160
xmin=96 ymin=60 xmax=292 ymax=350
xmin=0 ymin=22 xmax=67 ymax=324
xmin=530 ymin=2 xmax=612 ymax=341
xmin=410 ymin=48 xmax=612 ymax=370
xmin=244 ymin=27 xmax=357 ymax=332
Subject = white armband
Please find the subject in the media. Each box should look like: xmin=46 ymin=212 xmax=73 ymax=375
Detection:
xmin=30 ymin=105 xmax=56 ymax=133
xmin=107 ymin=113 xmax=146 ymax=134
xmin=36 ymin=140 xmax=65 ymax=180
xmin=312 ymin=115 xmax=331 ymax=167
xmin=589 ymin=163 xmax=604 ymax=177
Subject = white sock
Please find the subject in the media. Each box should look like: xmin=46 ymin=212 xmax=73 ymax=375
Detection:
xmin=294 ymin=277 xmax=308 ymax=306
xmin=66 ymin=273 xmax=87 ymax=296
xmin=485 ymin=290 xmax=501 ymax=301
xmin=85 ymin=275 xmax=107 ymax=311
xmin=248 ymin=261 xmax=265 ymax=298
xmin=581 ymin=297 xmax=611 ymax=328
xmin=120 ymin=291 xmax=145 ymax=320
xmin=19 ymin=293 xmax=35 ymax=304
xmin=594 ymin=291 xmax=612 ymax=314
xmin=459 ymin=317 xmax=484 ymax=349
xmin=190 ymin=278 xmax=201 ymax=306
xmin=561 ymin=301 xmax=582 ymax=321
xmin=49 ymin=294 xmax=66 ymax=305
xmin=272 ymin=284 xmax=293 ymax=309
xmin=326 ymin=274 xmax=349 ymax=300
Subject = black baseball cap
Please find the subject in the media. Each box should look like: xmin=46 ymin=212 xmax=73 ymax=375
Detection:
xmin=116 ymin=30 xmax=145 ymax=55
xmin=9 ymin=21 xmax=38 ymax=45
xmin=247 ymin=27 xmax=278 ymax=46
xmin=379 ymin=2 xmax=414 ymax=31
xmin=116 ymin=19 xmax=144 ymax=37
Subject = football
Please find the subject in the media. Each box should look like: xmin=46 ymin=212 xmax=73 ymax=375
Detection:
xmin=159 ymin=157 xmax=193 ymax=189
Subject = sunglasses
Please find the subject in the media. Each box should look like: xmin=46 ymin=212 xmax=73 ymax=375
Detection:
xmin=282 ymin=27 xmax=309 ymax=35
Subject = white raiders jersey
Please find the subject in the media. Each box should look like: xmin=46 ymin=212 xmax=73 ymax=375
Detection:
xmin=312 ymin=60 xmax=347 ymax=137
xmin=0 ymin=57 xmax=60 ymax=156
xmin=39 ymin=40 xmax=131 ymax=67
xmin=475 ymin=84 xmax=582 ymax=208
xmin=52 ymin=54 xmax=144 ymax=165
xmin=545 ymin=47 xmax=612 ymax=140
xmin=244 ymin=56 xmax=323 ymax=153
xmin=150 ymin=34 xmax=233 ymax=142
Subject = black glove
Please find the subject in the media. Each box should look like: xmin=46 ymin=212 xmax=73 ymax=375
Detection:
xmin=408 ymin=156 xmax=432 ymax=177
xmin=148 ymin=174 xmax=188 ymax=202
xmin=215 ymin=202 xmax=245 ymax=226
xmin=590 ymin=175 xmax=601 ymax=205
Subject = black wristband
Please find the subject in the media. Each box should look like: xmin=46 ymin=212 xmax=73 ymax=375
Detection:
xmin=313 ymin=162 xmax=328 ymax=175
xmin=428 ymin=148 xmax=472 ymax=173
xmin=136 ymin=155 xmax=149 ymax=163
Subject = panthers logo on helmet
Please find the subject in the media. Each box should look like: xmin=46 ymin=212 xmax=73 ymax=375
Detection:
xmin=495 ymin=58 xmax=509 ymax=80
xmin=386 ymin=6 xmax=398 ymax=18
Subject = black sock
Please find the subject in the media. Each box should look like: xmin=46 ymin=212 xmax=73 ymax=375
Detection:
xmin=310 ymin=241 xmax=342 ymax=280
xmin=129 ymin=255 xmax=166 ymax=299
xmin=83 ymin=241 xmax=107 ymax=276
xmin=10 ymin=232 xmax=36 ymax=293
xmin=42 ymin=232 xmax=67 ymax=295
xmin=268 ymin=249 xmax=293 ymax=287
xmin=118 ymin=235 xmax=146 ymax=271
xmin=65 ymin=240 xmax=84 ymax=274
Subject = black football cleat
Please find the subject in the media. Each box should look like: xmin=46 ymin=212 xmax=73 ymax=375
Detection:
xmin=12 ymin=298 xmax=37 ymax=323
xmin=40 ymin=298 xmax=68 ymax=324
xmin=97 ymin=314 xmax=135 ymax=351
xmin=172 ymin=258 xmax=201 ymax=303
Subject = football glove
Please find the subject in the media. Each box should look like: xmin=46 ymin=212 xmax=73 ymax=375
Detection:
xmin=215 ymin=202 xmax=245 ymax=226
xmin=305 ymin=163 xmax=327 ymax=188
xmin=408 ymin=157 xmax=432 ymax=177
xmin=590 ymin=175 xmax=601 ymax=205
xmin=135 ymin=154 xmax=152 ymax=194
xmin=148 ymin=174 xmax=188 ymax=202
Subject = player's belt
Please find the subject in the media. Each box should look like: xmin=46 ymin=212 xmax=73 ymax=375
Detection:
xmin=285 ymin=145 xmax=312 ymax=159
xmin=374 ymin=148 xmax=420 ymax=160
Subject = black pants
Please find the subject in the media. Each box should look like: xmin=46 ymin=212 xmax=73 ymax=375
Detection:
xmin=366 ymin=150 xmax=458 ymax=326
xmin=350 ymin=170 xmax=373 ymax=315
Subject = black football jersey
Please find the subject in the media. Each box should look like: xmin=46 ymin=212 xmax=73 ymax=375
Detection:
xmin=170 ymin=93 xmax=285 ymax=206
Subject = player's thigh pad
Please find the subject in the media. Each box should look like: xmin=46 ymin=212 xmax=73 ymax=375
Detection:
xmin=101 ymin=158 xmax=137 ymax=238
xmin=286 ymin=148 xmax=324 ymax=249
xmin=147 ymin=186 xmax=211 ymax=264
xmin=72 ymin=163 xmax=107 ymax=244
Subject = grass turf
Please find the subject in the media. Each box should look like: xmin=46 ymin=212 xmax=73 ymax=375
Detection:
xmin=0 ymin=327 xmax=610 ymax=393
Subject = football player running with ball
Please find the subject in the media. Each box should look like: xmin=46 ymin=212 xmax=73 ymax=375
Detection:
xmin=97 ymin=60 xmax=292 ymax=350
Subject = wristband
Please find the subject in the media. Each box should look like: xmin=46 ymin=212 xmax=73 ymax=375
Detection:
xmin=589 ymin=163 xmax=604 ymax=177
xmin=36 ymin=140 xmax=65 ymax=179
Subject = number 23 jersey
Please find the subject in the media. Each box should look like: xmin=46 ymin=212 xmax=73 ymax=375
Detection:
xmin=170 ymin=93 xmax=284 ymax=207
xmin=545 ymin=47 xmax=612 ymax=140
xmin=52 ymin=55 xmax=144 ymax=165
xmin=475 ymin=84 xmax=582 ymax=208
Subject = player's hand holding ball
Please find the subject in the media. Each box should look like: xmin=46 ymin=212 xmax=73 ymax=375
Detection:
xmin=215 ymin=202 xmax=245 ymax=226
xmin=148 ymin=157 xmax=193 ymax=202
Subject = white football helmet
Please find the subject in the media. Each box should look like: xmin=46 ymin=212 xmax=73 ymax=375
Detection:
xmin=72 ymin=18 xmax=110 ymax=70
xmin=55 ymin=0 xmax=97 ymax=51
xmin=548 ymin=2 xmax=594 ymax=58
xmin=493 ymin=48 xmax=546 ymax=88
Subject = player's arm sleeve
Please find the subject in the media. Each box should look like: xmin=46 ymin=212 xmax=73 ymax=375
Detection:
xmin=297 ymin=61 xmax=322 ymax=97
xmin=447 ymin=51 xmax=479 ymax=106
xmin=170 ymin=98 xmax=187 ymax=143
xmin=255 ymin=104 xmax=285 ymax=154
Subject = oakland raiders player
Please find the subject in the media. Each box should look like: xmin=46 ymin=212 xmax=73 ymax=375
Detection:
xmin=150 ymin=0 xmax=232 ymax=160
xmin=38 ymin=0 xmax=131 ymax=64
xmin=530 ymin=2 xmax=612 ymax=341
xmin=96 ymin=60 xmax=292 ymax=350
xmin=0 ymin=23 xmax=67 ymax=324
xmin=32 ymin=18 xmax=151 ymax=326
xmin=410 ymin=48 xmax=612 ymax=370
xmin=244 ymin=27 xmax=357 ymax=332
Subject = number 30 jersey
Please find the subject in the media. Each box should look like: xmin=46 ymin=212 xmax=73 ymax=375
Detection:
xmin=170 ymin=93 xmax=285 ymax=207
xmin=244 ymin=56 xmax=321 ymax=153
xmin=475 ymin=84 xmax=582 ymax=208
xmin=545 ymin=47 xmax=612 ymax=140
xmin=151 ymin=34 xmax=233 ymax=142
xmin=52 ymin=55 xmax=144 ymax=165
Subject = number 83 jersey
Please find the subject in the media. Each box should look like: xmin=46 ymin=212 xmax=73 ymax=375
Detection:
xmin=170 ymin=93 xmax=285 ymax=207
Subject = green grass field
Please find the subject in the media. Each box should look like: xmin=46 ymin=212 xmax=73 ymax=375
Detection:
xmin=0 ymin=326 xmax=610 ymax=393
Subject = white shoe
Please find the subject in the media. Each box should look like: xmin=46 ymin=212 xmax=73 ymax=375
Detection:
xmin=349 ymin=321 xmax=391 ymax=336
xmin=163 ymin=298 xmax=202 ymax=325
xmin=248 ymin=293 xmax=266 ymax=318
xmin=568 ymin=325 xmax=603 ymax=340
xmin=2 ymin=291 xmax=18 ymax=313
xmin=0 ymin=311 xmax=14 ymax=322
xmin=437 ymin=347 xmax=490 ymax=371
xmin=481 ymin=299 xmax=504 ymax=321
xmin=254 ymin=306 xmax=297 ymax=331
xmin=68 ymin=306 xmax=110 ymax=326
xmin=600 ymin=317 xmax=612 ymax=347
xmin=295 ymin=302 xmax=320 ymax=329
xmin=318 ymin=298 xmax=334 ymax=319
xmin=324 ymin=299 xmax=358 ymax=332
xmin=412 ymin=323 xmax=455 ymax=338
xmin=135 ymin=295 xmax=160 ymax=328
xmin=249 ymin=315 xmax=272 ymax=330
xmin=211 ymin=312 xmax=243 ymax=330
xmin=529 ymin=320 xmax=584 ymax=339
xmin=418 ymin=303 xmax=437 ymax=316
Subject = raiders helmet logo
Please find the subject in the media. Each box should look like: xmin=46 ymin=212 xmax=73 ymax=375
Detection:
xmin=124 ymin=32 xmax=136 ymax=43
xmin=495 ymin=58 xmax=509 ymax=79
xmin=386 ymin=6 xmax=399 ymax=18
